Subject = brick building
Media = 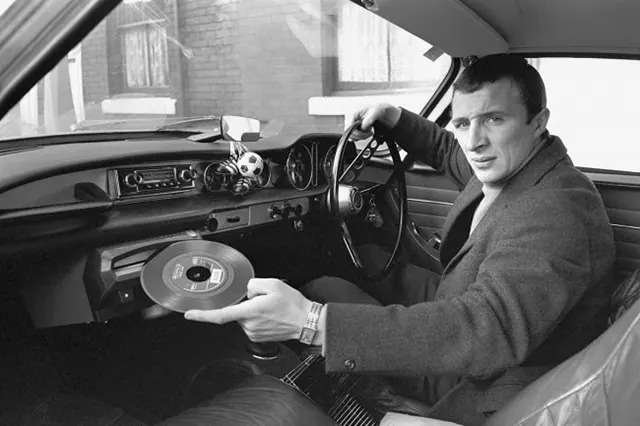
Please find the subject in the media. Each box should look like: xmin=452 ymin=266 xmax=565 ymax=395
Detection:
xmin=81 ymin=0 xmax=343 ymax=133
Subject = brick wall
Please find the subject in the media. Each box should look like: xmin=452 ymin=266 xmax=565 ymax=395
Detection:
xmin=180 ymin=0 xmax=243 ymax=117
xmin=181 ymin=0 xmax=341 ymax=132
xmin=81 ymin=20 xmax=109 ymax=119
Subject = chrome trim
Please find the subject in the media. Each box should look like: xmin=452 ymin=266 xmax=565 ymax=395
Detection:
xmin=337 ymin=184 xmax=363 ymax=215
xmin=407 ymin=198 xmax=454 ymax=207
xmin=323 ymin=145 xmax=337 ymax=181
xmin=311 ymin=142 xmax=319 ymax=187
xmin=255 ymin=159 xmax=272 ymax=188
xmin=611 ymin=223 xmax=640 ymax=232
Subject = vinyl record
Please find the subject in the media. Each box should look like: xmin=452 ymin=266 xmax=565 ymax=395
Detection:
xmin=140 ymin=240 xmax=253 ymax=313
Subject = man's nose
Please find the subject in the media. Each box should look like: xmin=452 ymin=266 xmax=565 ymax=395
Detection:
xmin=464 ymin=122 xmax=486 ymax=152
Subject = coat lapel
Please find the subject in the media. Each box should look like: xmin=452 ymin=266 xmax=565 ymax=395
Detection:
xmin=439 ymin=136 xmax=570 ymax=272
xmin=439 ymin=176 xmax=483 ymax=266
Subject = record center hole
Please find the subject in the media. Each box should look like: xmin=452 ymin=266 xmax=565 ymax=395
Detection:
xmin=186 ymin=266 xmax=211 ymax=282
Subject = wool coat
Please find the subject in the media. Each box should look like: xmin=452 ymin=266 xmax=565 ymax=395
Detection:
xmin=323 ymin=109 xmax=616 ymax=420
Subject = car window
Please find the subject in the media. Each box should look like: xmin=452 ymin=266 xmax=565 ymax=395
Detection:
xmin=0 ymin=0 xmax=15 ymax=16
xmin=534 ymin=57 xmax=640 ymax=172
xmin=0 ymin=0 xmax=451 ymax=141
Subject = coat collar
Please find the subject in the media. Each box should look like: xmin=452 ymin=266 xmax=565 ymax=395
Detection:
xmin=439 ymin=136 xmax=569 ymax=269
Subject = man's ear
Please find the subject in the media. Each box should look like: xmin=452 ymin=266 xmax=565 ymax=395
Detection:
xmin=532 ymin=107 xmax=550 ymax=137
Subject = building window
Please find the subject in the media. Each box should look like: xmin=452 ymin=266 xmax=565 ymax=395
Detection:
xmin=122 ymin=23 xmax=169 ymax=89
xmin=334 ymin=1 xmax=447 ymax=92
xmin=115 ymin=0 xmax=170 ymax=92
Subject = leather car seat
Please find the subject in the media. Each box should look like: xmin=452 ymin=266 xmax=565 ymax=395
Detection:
xmin=485 ymin=271 xmax=640 ymax=425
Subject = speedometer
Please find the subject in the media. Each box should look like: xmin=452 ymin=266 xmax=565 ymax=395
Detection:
xmin=286 ymin=145 xmax=313 ymax=190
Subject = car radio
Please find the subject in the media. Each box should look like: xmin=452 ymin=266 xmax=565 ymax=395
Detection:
xmin=115 ymin=165 xmax=196 ymax=198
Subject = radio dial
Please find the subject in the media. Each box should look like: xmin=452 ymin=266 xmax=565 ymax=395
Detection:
xmin=124 ymin=173 xmax=142 ymax=188
xmin=179 ymin=169 xmax=194 ymax=182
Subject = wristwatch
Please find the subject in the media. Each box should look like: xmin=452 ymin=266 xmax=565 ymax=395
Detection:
xmin=299 ymin=302 xmax=323 ymax=345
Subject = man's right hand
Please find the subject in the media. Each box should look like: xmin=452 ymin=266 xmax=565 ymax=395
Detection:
xmin=345 ymin=103 xmax=402 ymax=140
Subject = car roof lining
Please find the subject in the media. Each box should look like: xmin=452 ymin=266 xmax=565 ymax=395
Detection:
xmin=367 ymin=0 xmax=640 ymax=58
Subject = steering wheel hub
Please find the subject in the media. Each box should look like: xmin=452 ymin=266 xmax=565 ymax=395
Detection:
xmin=334 ymin=184 xmax=363 ymax=216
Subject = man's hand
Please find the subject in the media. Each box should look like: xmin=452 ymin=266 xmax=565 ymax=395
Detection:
xmin=184 ymin=278 xmax=320 ymax=344
xmin=345 ymin=103 xmax=402 ymax=140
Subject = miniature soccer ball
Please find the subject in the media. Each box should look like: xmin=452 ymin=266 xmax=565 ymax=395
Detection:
xmin=237 ymin=152 xmax=264 ymax=178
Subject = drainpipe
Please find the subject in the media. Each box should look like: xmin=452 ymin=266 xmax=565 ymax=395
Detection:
xmin=172 ymin=0 xmax=187 ymax=117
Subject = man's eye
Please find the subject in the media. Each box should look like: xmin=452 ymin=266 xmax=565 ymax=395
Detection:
xmin=486 ymin=116 xmax=503 ymax=124
xmin=454 ymin=121 xmax=469 ymax=130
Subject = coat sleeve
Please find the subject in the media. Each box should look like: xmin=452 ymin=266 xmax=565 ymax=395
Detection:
xmin=323 ymin=191 xmax=593 ymax=377
xmin=382 ymin=108 xmax=474 ymax=189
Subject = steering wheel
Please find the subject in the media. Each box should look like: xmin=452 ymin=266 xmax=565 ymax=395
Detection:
xmin=327 ymin=121 xmax=407 ymax=280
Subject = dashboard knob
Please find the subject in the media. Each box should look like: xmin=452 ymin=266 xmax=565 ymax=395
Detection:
xmin=179 ymin=169 xmax=194 ymax=182
xmin=124 ymin=173 xmax=141 ymax=188
xmin=206 ymin=215 xmax=218 ymax=232
xmin=269 ymin=204 xmax=284 ymax=220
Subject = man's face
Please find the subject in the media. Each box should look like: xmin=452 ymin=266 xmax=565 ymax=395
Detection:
xmin=451 ymin=78 xmax=546 ymax=186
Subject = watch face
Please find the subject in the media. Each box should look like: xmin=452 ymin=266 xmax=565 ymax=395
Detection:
xmin=299 ymin=327 xmax=315 ymax=345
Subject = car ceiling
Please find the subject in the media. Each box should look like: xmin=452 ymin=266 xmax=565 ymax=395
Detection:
xmin=369 ymin=0 xmax=640 ymax=57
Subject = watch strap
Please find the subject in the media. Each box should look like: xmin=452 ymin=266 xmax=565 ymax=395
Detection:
xmin=299 ymin=302 xmax=323 ymax=345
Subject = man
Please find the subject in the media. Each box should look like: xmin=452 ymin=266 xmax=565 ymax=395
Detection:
xmin=184 ymin=55 xmax=615 ymax=424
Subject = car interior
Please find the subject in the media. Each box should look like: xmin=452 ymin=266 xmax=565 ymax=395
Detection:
xmin=0 ymin=0 xmax=639 ymax=425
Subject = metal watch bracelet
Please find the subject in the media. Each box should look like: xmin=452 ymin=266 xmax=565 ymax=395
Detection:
xmin=299 ymin=302 xmax=323 ymax=345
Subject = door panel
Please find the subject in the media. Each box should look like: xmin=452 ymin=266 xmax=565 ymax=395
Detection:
xmin=406 ymin=172 xmax=458 ymax=234
xmin=590 ymin=176 xmax=640 ymax=278
xmin=361 ymin=164 xmax=640 ymax=283
xmin=372 ymin=164 xmax=459 ymax=274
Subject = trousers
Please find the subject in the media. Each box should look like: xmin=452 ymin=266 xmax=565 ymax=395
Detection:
xmin=301 ymin=244 xmax=459 ymax=406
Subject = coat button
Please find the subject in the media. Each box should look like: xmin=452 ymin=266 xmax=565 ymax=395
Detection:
xmin=344 ymin=359 xmax=356 ymax=370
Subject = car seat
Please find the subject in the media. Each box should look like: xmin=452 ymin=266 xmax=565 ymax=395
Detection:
xmin=485 ymin=270 xmax=640 ymax=425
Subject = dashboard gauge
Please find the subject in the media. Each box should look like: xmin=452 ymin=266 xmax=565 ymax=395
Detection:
xmin=203 ymin=162 xmax=233 ymax=191
xmin=286 ymin=144 xmax=313 ymax=190
xmin=255 ymin=159 xmax=271 ymax=188
xmin=203 ymin=163 xmax=221 ymax=191
xmin=323 ymin=145 xmax=337 ymax=180
xmin=323 ymin=144 xmax=363 ymax=183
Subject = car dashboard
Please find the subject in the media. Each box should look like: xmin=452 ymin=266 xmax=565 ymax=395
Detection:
xmin=0 ymin=132 xmax=373 ymax=329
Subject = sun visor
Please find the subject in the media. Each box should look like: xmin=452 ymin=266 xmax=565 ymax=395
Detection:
xmin=364 ymin=0 xmax=508 ymax=58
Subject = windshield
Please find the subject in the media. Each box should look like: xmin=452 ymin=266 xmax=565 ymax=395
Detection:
xmin=0 ymin=0 xmax=451 ymax=141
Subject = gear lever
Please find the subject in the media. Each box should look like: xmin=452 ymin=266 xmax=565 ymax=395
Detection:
xmin=246 ymin=341 xmax=280 ymax=360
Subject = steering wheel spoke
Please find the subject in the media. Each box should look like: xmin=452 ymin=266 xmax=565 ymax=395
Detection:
xmin=338 ymin=136 xmax=378 ymax=183
xmin=340 ymin=221 xmax=363 ymax=269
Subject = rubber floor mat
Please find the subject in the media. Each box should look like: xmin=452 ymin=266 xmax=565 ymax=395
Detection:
xmin=17 ymin=392 xmax=146 ymax=425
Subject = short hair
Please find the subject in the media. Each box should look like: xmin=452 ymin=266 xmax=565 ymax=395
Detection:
xmin=453 ymin=54 xmax=547 ymax=123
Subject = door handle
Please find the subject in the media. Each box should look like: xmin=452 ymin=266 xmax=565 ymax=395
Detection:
xmin=428 ymin=231 xmax=442 ymax=251
xmin=410 ymin=223 xmax=441 ymax=263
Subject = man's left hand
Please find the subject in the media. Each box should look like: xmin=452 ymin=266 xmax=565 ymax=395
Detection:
xmin=184 ymin=278 xmax=314 ymax=343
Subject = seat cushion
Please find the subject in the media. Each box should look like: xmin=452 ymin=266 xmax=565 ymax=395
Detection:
xmin=609 ymin=269 xmax=640 ymax=325
xmin=485 ymin=293 xmax=640 ymax=425
xmin=156 ymin=375 xmax=336 ymax=426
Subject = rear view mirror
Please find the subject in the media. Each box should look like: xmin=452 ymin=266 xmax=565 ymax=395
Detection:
xmin=220 ymin=115 xmax=260 ymax=142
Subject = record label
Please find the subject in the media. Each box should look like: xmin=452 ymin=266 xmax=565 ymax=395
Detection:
xmin=140 ymin=240 xmax=253 ymax=313
xmin=166 ymin=255 xmax=227 ymax=293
